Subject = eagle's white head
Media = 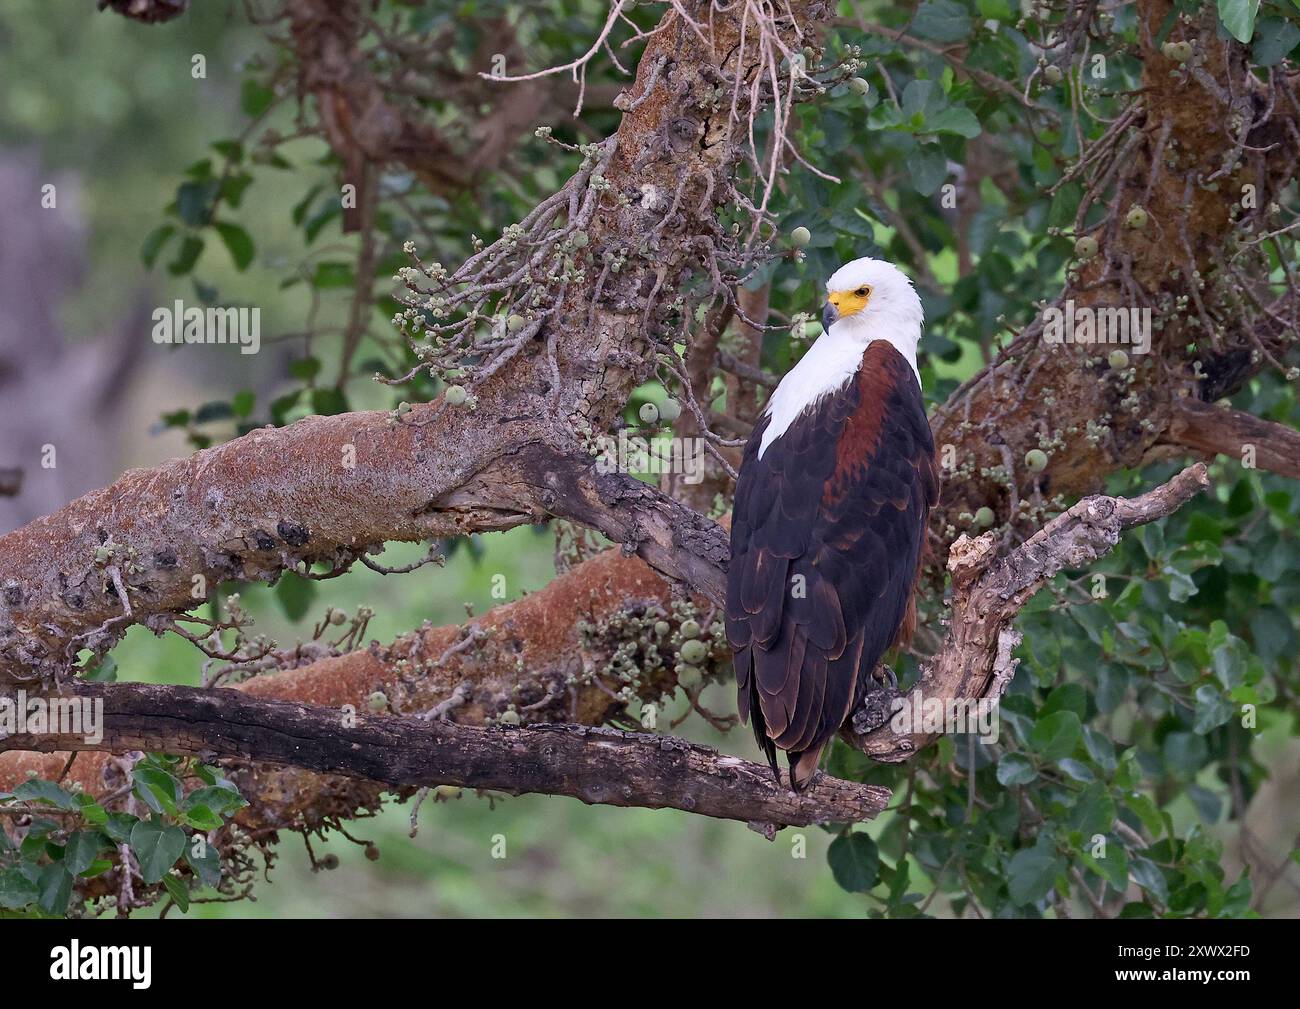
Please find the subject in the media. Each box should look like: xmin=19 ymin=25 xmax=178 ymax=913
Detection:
xmin=758 ymin=257 xmax=924 ymax=458
xmin=822 ymin=257 xmax=924 ymax=376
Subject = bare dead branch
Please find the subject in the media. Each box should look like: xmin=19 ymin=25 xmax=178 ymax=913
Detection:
xmin=0 ymin=682 xmax=890 ymax=830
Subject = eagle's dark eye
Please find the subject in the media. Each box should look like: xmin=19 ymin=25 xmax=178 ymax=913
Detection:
xmin=856 ymin=285 xmax=871 ymax=297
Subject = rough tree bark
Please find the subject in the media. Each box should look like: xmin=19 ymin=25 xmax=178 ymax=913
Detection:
xmin=2 ymin=682 xmax=890 ymax=830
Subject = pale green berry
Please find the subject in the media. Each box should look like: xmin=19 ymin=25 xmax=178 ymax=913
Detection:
xmin=680 ymin=619 xmax=701 ymax=639
xmin=658 ymin=398 xmax=682 ymax=422
xmin=790 ymin=226 xmax=812 ymax=247
xmin=1025 ymin=449 xmax=1048 ymax=473
xmin=680 ymin=639 xmax=707 ymax=664
xmin=974 ymin=506 xmax=995 ymax=528
xmin=445 ymin=384 xmax=467 ymax=406
xmin=1108 ymin=349 xmax=1129 ymax=369
xmin=639 ymin=401 xmax=660 ymax=425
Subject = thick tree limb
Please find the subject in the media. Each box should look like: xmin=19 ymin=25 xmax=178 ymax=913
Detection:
xmin=0 ymin=682 xmax=890 ymax=830
xmin=1 ymin=0 xmax=817 ymax=681
xmin=1162 ymin=398 xmax=1300 ymax=481
xmin=0 ymin=535 xmax=706 ymax=833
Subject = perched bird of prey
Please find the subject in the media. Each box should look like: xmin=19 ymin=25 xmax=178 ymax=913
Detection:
xmin=725 ymin=257 xmax=938 ymax=790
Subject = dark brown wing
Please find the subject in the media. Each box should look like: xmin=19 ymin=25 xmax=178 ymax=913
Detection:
xmin=725 ymin=342 xmax=937 ymax=788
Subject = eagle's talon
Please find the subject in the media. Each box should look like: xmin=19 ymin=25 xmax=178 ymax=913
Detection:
xmin=851 ymin=685 xmax=902 ymax=735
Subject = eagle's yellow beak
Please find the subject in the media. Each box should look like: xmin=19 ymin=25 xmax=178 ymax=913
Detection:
xmin=824 ymin=287 xmax=872 ymax=329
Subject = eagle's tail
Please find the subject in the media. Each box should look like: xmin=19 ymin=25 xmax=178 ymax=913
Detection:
xmin=737 ymin=646 xmax=781 ymax=782
xmin=787 ymin=743 xmax=827 ymax=792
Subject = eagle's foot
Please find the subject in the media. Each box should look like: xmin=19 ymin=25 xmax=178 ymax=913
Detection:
xmin=851 ymin=671 xmax=902 ymax=735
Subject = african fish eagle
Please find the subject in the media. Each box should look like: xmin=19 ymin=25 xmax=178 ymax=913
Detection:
xmin=725 ymin=257 xmax=939 ymax=790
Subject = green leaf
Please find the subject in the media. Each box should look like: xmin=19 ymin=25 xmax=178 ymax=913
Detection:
xmin=1130 ymin=855 xmax=1169 ymax=903
xmin=927 ymin=106 xmax=982 ymax=138
xmin=1193 ymin=685 xmax=1234 ymax=734
xmin=240 ymin=78 xmax=275 ymax=117
xmin=133 ymin=767 xmax=181 ymax=817
xmin=63 ymin=830 xmax=107 ymax=876
xmin=1083 ymin=843 xmax=1129 ymax=892
xmin=312 ymin=261 xmax=355 ymax=289
xmin=162 ymin=873 xmax=191 ymax=913
xmin=1029 ymin=710 xmax=1082 ymax=761
xmin=1007 ymin=845 xmax=1065 ymax=905
xmin=185 ymin=840 xmax=223 ymax=888
xmin=180 ymin=804 xmax=223 ymax=832
xmin=275 ymin=572 xmax=317 ymax=622
xmin=0 ymin=869 xmax=39 ymax=911
xmin=996 ymin=753 xmax=1037 ymax=786
xmin=911 ymin=0 xmax=973 ymax=43
xmin=311 ymin=388 xmax=350 ymax=416
xmin=1212 ymin=637 xmax=1247 ymax=688
xmin=129 ymin=820 xmax=188 ymax=885
xmin=211 ymin=138 xmax=244 ymax=163
xmin=83 ymin=655 xmax=118 ymax=683
xmin=37 ymin=863 xmax=74 ymax=917
xmin=168 ymin=235 xmax=205 ymax=276
xmin=827 ymin=832 xmax=880 ymax=892
xmin=176 ymin=179 xmax=219 ymax=227
xmin=194 ymin=400 xmax=234 ymax=424
xmin=231 ymin=390 xmax=256 ymax=418
xmin=1069 ymin=782 xmax=1117 ymax=836
xmin=13 ymin=779 xmax=77 ymax=810
xmin=1216 ymin=0 xmax=1260 ymax=43
xmin=104 ymin=812 xmax=139 ymax=845
xmin=1162 ymin=731 xmax=1208 ymax=776
xmin=289 ymin=356 xmax=322 ymax=381
xmin=184 ymin=784 xmax=247 ymax=818
xmin=1042 ymin=683 xmax=1087 ymax=719
xmin=141 ymin=224 xmax=176 ymax=268
xmin=907 ymin=146 xmax=948 ymax=195
xmin=214 ymin=221 xmax=255 ymax=270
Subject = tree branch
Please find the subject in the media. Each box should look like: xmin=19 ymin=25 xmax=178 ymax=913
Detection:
xmin=1161 ymin=398 xmax=1300 ymax=481
xmin=843 ymin=464 xmax=1212 ymax=760
xmin=0 ymin=682 xmax=889 ymax=831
